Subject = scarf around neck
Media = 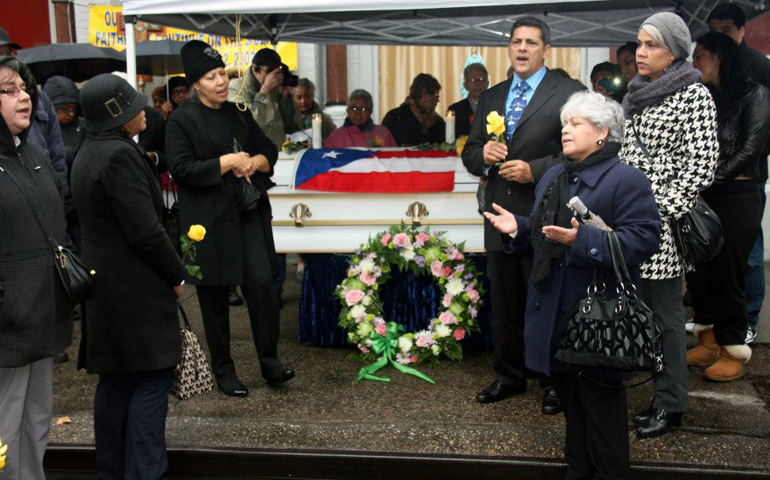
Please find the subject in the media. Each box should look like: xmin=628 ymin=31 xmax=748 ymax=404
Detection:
xmin=531 ymin=142 xmax=621 ymax=291
xmin=621 ymin=60 xmax=702 ymax=119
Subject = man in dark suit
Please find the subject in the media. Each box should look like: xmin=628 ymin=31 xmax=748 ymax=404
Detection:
xmin=462 ymin=16 xmax=584 ymax=411
xmin=448 ymin=63 xmax=489 ymax=138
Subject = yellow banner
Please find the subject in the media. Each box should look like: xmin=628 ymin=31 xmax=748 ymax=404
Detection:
xmin=88 ymin=6 xmax=298 ymax=71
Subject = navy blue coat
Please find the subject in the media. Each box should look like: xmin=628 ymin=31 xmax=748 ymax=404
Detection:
xmin=507 ymin=156 xmax=661 ymax=377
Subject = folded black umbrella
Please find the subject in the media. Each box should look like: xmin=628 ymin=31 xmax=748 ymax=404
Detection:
xmin=17 ymin=43 xmax=126 ymax=83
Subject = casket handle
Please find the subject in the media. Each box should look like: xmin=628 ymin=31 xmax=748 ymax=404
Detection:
xmin=290 ymin=203 xmax=312 ymax=227
xmin=406 ymin=201 xmax=429 ymax=226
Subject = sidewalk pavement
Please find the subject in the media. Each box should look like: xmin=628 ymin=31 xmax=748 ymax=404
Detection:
xmin=48 ymin=260 xmax=770 ymax=471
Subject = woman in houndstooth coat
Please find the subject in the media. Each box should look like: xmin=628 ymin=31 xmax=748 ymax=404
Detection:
xmin=619 ymin=13 xmax=719 ymax=438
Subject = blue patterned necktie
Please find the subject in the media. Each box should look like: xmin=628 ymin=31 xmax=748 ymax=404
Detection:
xmin=505 ymin=80 xmax=530 ymax=142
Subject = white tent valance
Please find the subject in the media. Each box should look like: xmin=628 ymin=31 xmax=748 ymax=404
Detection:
xmin=121 ymin=0 xmax=767 ymax=47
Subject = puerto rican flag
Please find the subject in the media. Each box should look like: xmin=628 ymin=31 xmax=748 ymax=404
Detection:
xmin=292 ymin=148 xmax=457 ymax=193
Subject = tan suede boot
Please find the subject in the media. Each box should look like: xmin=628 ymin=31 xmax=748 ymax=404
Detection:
xmin=686 ymin=325 xmax=719 ymax=367
xmin=704 ymin=345 xmax=751 ymax=382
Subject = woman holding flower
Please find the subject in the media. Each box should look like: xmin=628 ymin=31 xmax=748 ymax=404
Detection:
xmin=166 ymin=41 xmax=294 ymax=396
xmin=70 ymin=74 xmax=186 ymax=478
xmin=484 ymin=92 xmax=660 ymax=479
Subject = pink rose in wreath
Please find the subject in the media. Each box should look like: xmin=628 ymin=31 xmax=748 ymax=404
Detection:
xmin=454 ymin=329 xmax=466 ymax=341
xmin=392 ymin=233 xmax=410 ymax=248
xmin=442 ymin=293 xmax=453 ymax=308
xmin=413 ymin=232 xmax=430 ymax=248
xmin=360 ymin=271 xmax=377 ymax=286
xmin=380 ymin=234 xmax=392 ymax=246
xmin=345 ymin=289 xmax=365 ymax=306
xmin=375 ymin=324 xmax=387 ymax=336
xmin=442 ymin=266 xmax=452 ymax=277
xmin=439 ymin=311 xmax=458 ymax=325
xmin=430 ymin=260 xmax=443 ymax=277
xmin=467 ymin=288 xmax=480 ymax=303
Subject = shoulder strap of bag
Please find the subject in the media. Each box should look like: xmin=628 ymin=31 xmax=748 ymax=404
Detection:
xmin=177 ymin=299 xmax=193 ymax=331
xmin=631 ymin=120 xmax=654 ymax=163
xmin=0 ymin=162 xmax=62 ymax=253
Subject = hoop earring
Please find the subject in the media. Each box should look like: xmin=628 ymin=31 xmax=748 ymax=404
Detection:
xmin=597 ymin=139 xmax=604 ymax=146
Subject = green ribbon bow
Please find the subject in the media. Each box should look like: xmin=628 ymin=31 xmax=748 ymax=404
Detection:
xmin=356 ymin=322 xmax=435 ymax=384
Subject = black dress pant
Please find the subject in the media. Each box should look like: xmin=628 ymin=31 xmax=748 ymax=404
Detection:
xmin=551 ymin=372 xmax=631 ymax=480
xmin=487 ymin=250 xmax=530 ymax=386
xmin=687 ymin=181 xmax=761 ymax=346
xmin=196 ymin=208 xmax=281 ymax=378
xmin=94 ymin=367 xmax=174 ymax=480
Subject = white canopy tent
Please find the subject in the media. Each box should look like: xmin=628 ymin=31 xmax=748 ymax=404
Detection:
xmin=122 ymin=0 xmax=766 ymax=47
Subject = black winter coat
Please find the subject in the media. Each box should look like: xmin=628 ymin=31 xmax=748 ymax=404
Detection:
xmin=711 ymin=82 xmax=770 ymax=186
xmin=165 ymin=99 xmax=278 ymax=286
xmin=0 ymin=121 xmax=72 ymax=367
xmin=381 ymin=102 xmax=445 ymax=146
xmin=71 ymin=133 xmax=185 ymax=374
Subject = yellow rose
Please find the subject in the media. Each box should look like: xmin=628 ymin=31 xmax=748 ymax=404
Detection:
xmin=455 ymin=135 xmax=468 ymax=156
xmin=486 ymin=111 xmax=506 ymax=138
xmin=187 ymin=224 xmax=206 ymax=242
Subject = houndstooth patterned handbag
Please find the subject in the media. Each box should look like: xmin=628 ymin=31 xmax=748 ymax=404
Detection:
xmin=172 ymin=301 xmax=214 ymax=400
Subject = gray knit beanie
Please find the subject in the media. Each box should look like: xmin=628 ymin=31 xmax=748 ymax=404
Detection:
xmin=641 ymin=12 xmax=692 ymax=60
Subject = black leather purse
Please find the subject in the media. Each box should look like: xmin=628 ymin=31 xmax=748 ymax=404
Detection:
xmin=555 ymin=232 xmax=663 ymax=384
xmin=3 ymin=164 xmax=95 ymax=304
xmin=670 ymin=196 xmax=724 ymax=264
xmin=631 ymin=121 xmax=723 ymax=264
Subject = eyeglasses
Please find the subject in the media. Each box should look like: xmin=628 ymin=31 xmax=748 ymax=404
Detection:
xmin=56 ymin=106 xmax=76 ymax=114
xmin=0 ymin=86 xmax=25 ymax=97
xmin=467 ymin=77 xmax=488 ymax=84
xmin=348 ymin=106 xmax=371 ymax=113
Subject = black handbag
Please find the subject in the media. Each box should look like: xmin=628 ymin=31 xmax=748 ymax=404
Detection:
xmin=670 ymin=196 xmax=724 ymax=264
xmin=3 ymin=164 xmax=95 ymax=303
xmin=555 ymin=232 xmax=663 ymax=384
xmin=631 ymin=121 xmax=723 ymax=264
xmin=162 ymin=178 xmax=182 ymax=256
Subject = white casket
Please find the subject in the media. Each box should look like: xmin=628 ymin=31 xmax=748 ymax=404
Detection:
xmin=270 ymin=149 xmax=485 ymax=253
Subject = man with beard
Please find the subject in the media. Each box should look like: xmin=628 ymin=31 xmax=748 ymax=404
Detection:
xmin=448 ymin=63 xmax=489 ymax=138
xmin=382 ymin=73 xmax=445 ymax=146
xmin=462 ymin=16 xmax=584 ymax=413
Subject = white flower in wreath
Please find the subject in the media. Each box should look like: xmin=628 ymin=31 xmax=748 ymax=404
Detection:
xmin=351 ymin=304 xmax=367 ymax=319
xmin=445 ymin=277 xmax=464 ymax=297
xmin=359 ymin=258 xmax=376 ymax=272
xmin=396 ymin=352 xmax=412 ymax=364
xmin=362 ymin=296 xmax=373 ymax=306
xmin=399 ymin=245 xmax=416 ymax=261
xmin=434 ymin=324 xmax=452 ymax=338
xmin=398 ymin=336 xmax=413 ymax=353
xmin=431 ymin=344 xmax=441 ymax=355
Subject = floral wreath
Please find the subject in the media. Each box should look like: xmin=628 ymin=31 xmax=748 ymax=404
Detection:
xmin=336 ymin=223 xmax=484 ymax=383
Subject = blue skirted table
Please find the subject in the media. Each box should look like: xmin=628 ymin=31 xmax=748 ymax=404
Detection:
xmin=298 ymin=253 xmax=493 ymax=351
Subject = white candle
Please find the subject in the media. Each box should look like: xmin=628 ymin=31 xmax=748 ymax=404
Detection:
xmin=312 ymin=113 xmax=323 ymax=149
xmin=445 ymin=111 xmax=456 ymax=144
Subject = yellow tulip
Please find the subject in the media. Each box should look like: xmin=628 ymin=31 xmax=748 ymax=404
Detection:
xmin=455 ymin=135 xmax=469 ymax=156
xmin=0 ymin=437 xmax=6 ymax=470
xmin=187 ymin=224 xmax=206 ymax=242
xmin=486 ymin=111 xmax=506 ymax=138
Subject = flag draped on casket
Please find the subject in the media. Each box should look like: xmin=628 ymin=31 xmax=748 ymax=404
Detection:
xmin=291 ymin=148 xmax=456 ymax=193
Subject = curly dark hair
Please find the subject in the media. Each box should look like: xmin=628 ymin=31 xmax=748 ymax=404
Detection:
xmin=695 ymin=32 xmax=750 ymax=122
xmin=408 ymin=73 xmax=441 ymax=101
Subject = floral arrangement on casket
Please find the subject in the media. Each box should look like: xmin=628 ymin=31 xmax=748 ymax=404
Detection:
xmin=336 ymin=223 xmax=484 ymax=383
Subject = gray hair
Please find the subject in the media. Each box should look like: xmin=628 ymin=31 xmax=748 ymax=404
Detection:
xmin=559 ymin=91 xmax=624 ymax=143
xmin=463 ymin=63 xmax=488 ymax=81
xmin=640 ymin=24 xmax=670 ymax=52
xmin=347 ymin=89 xmax=373 ymax=110
xmin=296 ymin=78 xmax=315 ymax=95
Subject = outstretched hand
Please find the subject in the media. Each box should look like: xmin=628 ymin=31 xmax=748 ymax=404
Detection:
xmin=541 ymin=217 xmax=580 ymax=246
xmin=482 ymin=202 xmax=518 ymax=234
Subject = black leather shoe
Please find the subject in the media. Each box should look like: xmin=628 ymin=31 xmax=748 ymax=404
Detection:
xmin=263 ymin=367 xmax=295 ymax=387
xmin=476 ymin=380 xmax=526 ymax=404
xmin=633 ymin=403 xmax=656 ymax=426
xmin=217 ymin=373 xmax=248 ymax=397
xmin=637 ymin=409 xmax=682 ymax=438
xmin=228 ymin=286 xmax=243 ymax=306
xmin=541 ymin=388 xmax=562 ymax=415
xmin=53 ymin=352 xmax=69 ymax=364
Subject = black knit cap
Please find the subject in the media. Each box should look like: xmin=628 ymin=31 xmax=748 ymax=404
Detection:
xmin=181 ymin=40 xmax=225 ymax=85
xmin=80 ymin=73 xmax=147 ymax=132
xmin=252 ymin=48 xmax=281 ymax=71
